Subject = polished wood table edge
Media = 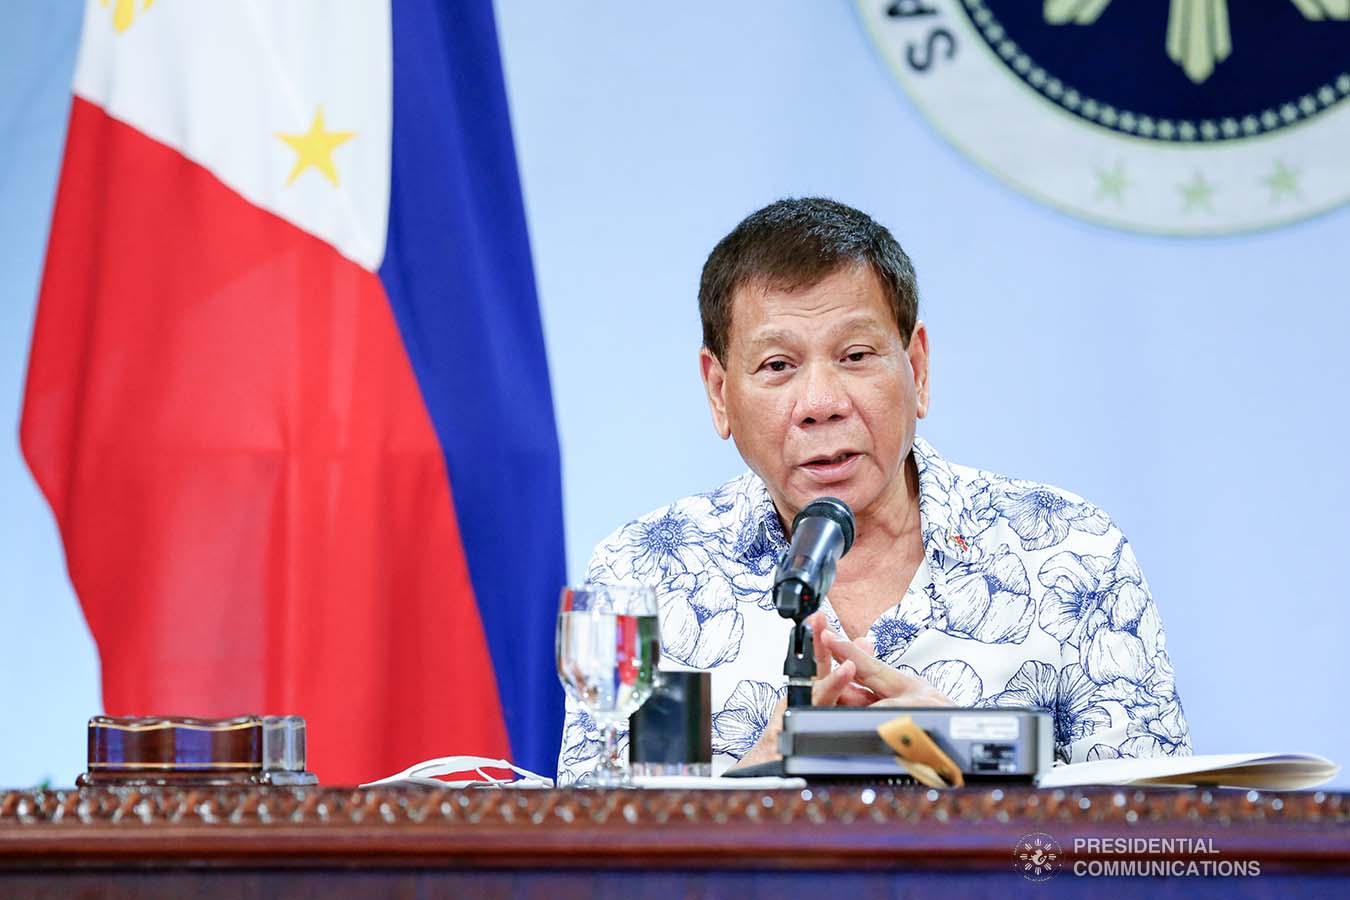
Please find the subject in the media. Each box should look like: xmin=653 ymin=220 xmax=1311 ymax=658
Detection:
xmin=2 ymin=820 xmax=1349 ymax=872
xmin=1 ymin=785 xmax=1345 ymax=873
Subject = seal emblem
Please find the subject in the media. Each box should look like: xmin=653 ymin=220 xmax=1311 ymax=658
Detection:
xmin=856 ymin=1 xmax=1350 ymax=234
xmin=1013 ymin=831 xmax=1062 ymax=881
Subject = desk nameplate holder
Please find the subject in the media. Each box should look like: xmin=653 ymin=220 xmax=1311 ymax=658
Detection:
xmin=78 ymin=715 xmax=318 ymax=787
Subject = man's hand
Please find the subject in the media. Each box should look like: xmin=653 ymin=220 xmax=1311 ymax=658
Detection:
xmin=732 ymin=612 xmax=877 ymax=768
xmin=730 ymin=612 xmax=958 ymax=770
xmin=818 ymin=626 xmax=955 ymax=707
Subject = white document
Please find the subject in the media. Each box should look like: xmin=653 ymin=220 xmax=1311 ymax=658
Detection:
xmin=1037 ymin=753 xmax=1339 ymax=791
xmin=632 ymin=775 xmax=807 ymax=790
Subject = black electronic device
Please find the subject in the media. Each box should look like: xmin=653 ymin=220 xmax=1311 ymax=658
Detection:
xmin=779 ymin=706 xmax=1053 ymax=782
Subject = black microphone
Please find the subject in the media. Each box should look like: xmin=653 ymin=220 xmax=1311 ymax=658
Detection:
xmin=774 ymin=497 xmax=856 ymax=622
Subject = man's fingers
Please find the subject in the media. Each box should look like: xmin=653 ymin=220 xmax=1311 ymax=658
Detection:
xmin=807 ymin=611 xmax=831 ymax=676
xmin=871 ymin=691 xmax=956 ymax=708
xmin=838 ymin=681 xmax=880 ymax=707
xmin=819 ymin=628 xmax=916 ymax=696
xmin=809 ymin=623 xmax=953 ymax=707
xmin=812 ymin=659 xmax=856 ymax=707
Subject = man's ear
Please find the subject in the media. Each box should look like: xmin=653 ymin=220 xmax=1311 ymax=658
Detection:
xmin=699 ymin=347 xmax=732 ymax=439
xmin=908 ymin=320 xmax=931 ymax=420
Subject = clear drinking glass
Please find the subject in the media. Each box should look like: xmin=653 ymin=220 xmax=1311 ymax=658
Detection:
xmin=556 ymin=583 xmax=660 ymax=787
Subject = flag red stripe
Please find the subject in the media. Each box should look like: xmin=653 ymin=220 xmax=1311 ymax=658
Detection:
xmin=22 ymin=97 xmax=510 ymax=783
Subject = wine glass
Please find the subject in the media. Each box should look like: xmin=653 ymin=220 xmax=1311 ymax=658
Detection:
xmin=557 ymin=583 xmax=660 ymax=787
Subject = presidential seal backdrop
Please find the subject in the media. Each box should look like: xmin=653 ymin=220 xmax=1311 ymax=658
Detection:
xmin=856 ymin=0 xmax=1350 ymax=235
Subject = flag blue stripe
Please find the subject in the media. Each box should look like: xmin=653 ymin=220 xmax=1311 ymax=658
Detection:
xmin=379 ymin=0 xmax=566 ymax=776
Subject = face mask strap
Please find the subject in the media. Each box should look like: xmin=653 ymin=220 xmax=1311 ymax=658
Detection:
xmin=363 ymin=755 xmax=555 ymax=788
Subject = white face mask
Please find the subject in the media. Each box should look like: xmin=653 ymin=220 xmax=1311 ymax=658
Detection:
xmin=361 ymin=755 xmax=554 ymax=789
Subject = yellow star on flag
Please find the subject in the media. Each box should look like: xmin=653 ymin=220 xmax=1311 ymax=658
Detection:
xmin=277 ymin=107 xmax=355 ymax=187
xmin=101 ymin=0 xmax=155 ymax=33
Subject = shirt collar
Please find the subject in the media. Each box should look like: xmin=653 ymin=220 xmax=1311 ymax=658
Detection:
xmin=734 ymin=435 xmax=978 ymax=566
xmin=913 ymin=436 xmax=979 ymax=565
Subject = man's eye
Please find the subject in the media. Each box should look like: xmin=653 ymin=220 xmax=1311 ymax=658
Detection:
xmin=765 ymin=360 xmax=790 ymax=373
xmin=845 ymin=351 xmax=868 ymax=363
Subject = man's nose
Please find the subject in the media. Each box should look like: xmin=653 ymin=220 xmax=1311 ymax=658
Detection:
xmin=796 ymin=361 xmax=852 ymax=426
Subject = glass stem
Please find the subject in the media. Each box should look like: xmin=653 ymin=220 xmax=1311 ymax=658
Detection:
xmin=596 ymin=719 xmax=625 ymax=785
xmin=603 ymin=720 xmax=622 ymax=768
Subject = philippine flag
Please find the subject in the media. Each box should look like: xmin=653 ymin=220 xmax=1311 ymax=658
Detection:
xmin=20 ymin=0 xmax=566 ymax=783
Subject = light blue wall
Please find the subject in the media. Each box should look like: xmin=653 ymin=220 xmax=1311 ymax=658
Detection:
xmin=2 ymin=1 xmax=1346 ymax=787
xmin=0 ymin=0 xmax=98 ymax=788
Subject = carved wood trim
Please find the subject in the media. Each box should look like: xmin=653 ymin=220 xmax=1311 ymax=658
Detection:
xmin=1 ymin=785 xmax=1346 ymax=872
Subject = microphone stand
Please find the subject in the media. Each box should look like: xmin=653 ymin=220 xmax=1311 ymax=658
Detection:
xmin=775 ymin=579 xmax=817 ymax=708
xmin=773 ymin=496 xmax=855 ymax=712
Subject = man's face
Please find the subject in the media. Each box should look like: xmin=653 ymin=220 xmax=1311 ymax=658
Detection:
xmin=700 ymin=263 xmax=929 ymax=524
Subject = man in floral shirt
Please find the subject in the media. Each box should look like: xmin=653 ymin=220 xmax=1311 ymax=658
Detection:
xmin=559 ymin=198 xmax=1190 ymax=783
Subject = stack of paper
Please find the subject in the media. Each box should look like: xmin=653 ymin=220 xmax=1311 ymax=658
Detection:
xmin=1037 ymin=753 xmax=1339 ymax=790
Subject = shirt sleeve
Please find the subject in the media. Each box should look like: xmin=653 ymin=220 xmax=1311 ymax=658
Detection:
xmin=1057 ymin=533 xmax=1193 ymax=764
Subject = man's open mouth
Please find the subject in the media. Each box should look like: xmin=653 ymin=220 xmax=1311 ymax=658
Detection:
xmin=802 ymin=451 xmax=859 ymax=469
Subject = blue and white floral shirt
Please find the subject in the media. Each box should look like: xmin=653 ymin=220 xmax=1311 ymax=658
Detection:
xmin=558 ymin=437 xmax=1191 ymax=783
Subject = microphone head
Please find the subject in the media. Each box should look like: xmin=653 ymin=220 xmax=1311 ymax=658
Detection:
xmin=792 ymin=497 xmax=855 ymax=556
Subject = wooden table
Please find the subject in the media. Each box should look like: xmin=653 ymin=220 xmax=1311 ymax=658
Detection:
xmin=2 ymin=784 xmax=1346 ymax=897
